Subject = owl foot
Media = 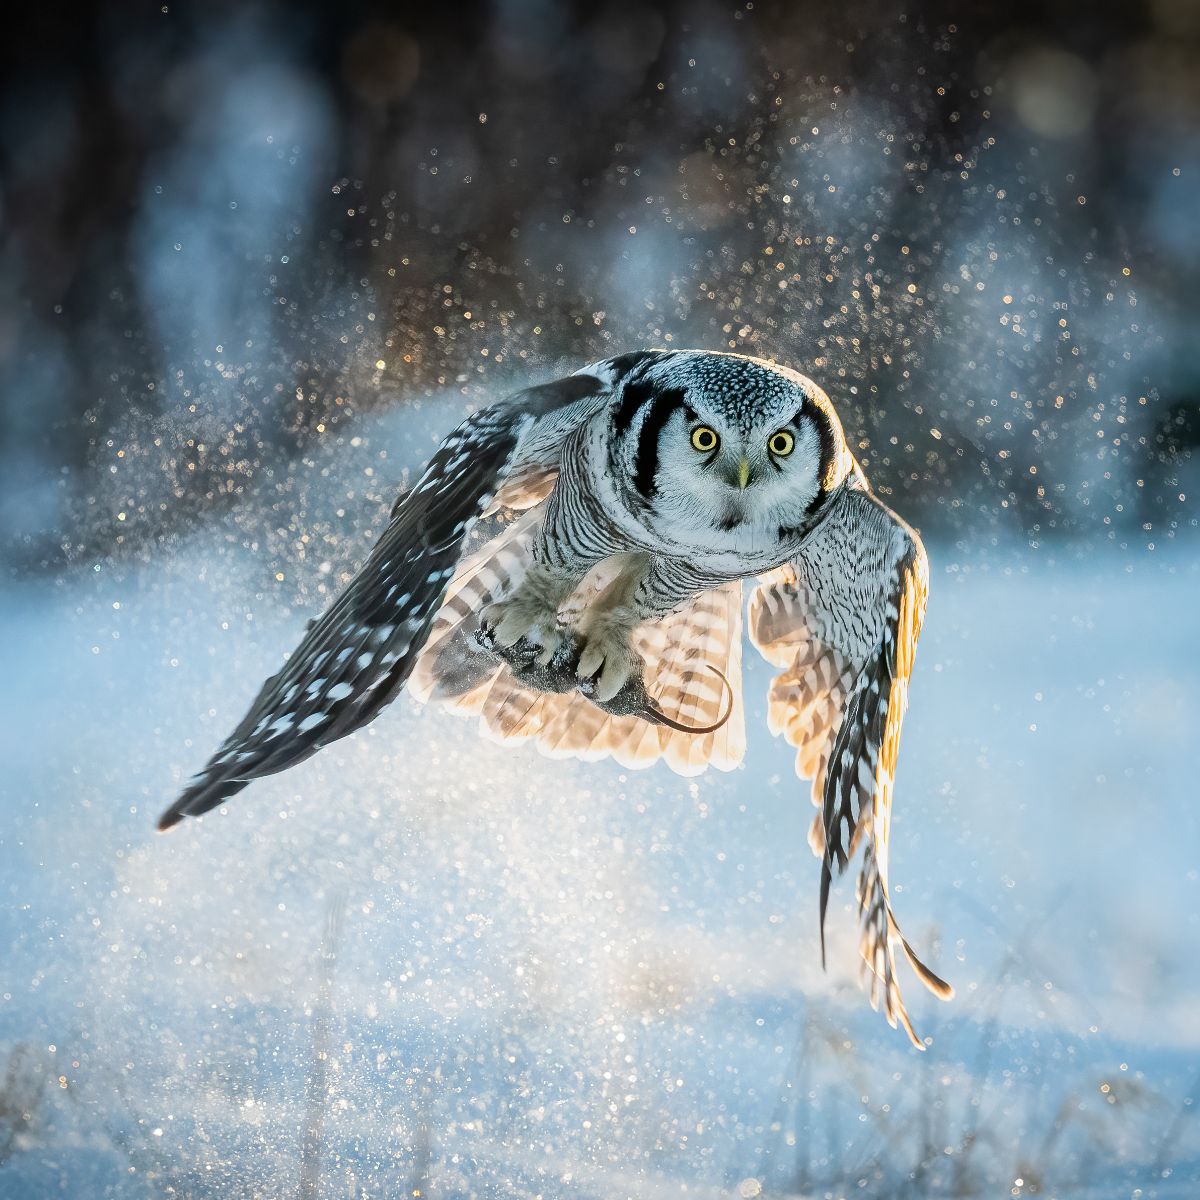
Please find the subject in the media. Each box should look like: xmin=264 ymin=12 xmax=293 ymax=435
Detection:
xmin=574 ymin=618 xmax=640 ymax=703
xmin=476 ymin=626 xmax=624 ymax=700
xmin=483 ymin=630 xmax=583 ymax=696
xmin=479 ymin=594 xmax=640 ymax=703
xmin=476 ymin=614 xmax=732 ymax=734
xmin=477 ymin=591 xmax=565 ymax=662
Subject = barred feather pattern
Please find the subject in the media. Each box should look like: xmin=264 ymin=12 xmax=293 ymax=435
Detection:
xmin=749 ymin=485 xmax=952 ymax=1047
xmin=753 ymin=567 xmax=856 ymax=858
xmin=157 ymin=348 xmax=949 ymax=1050
xmin=411 ymin=513 xmax=746 ymax=775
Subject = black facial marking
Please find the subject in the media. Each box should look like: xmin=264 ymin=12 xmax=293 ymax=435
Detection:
xmin=778 ymin=519 xmax=815 ymax=542
xmin=633 ymin=387 xmax=687 ymax=498
xmin=613 ymin=379 xmax=657 ymax=436
xmin=802 ymin=405 xmax=840 ymax=515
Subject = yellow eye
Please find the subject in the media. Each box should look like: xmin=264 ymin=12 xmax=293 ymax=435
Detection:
xmin=769 ymin=429 xmax=795 ymax=457
xmin=690 ymin=426 xmax=719 ymax=453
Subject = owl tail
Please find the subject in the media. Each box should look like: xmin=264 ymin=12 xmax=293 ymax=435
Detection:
xmin=410 ymin=510 xmax=747 ymax=776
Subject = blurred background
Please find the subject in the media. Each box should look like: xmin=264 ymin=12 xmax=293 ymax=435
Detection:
xmin=1 ymin=1 xmax=1198 ymax=1197
xmin=2 ymin=0 xmax=1198 ymax=563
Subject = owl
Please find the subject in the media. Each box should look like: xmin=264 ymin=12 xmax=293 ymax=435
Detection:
xmin=159 ymin=349 xmax=953 ymax=1045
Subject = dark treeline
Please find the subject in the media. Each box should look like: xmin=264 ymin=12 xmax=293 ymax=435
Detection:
xmin=1 ymin=0 xmax=1196 ymax=569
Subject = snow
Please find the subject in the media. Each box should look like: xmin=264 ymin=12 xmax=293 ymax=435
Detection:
xmin=1 ymin=6 xmax=1197 ymax=1195
xmin=1 ymin=511 xmax=1197 ymax=1196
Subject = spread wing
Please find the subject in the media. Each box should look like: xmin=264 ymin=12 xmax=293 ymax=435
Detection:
xmin=158 ymin=371 xmax=609 ymax=830
xmin=411 ymin=520 xmax=747 ymax=776
xmin=748 ymin=482 xmax=953 ymax=1047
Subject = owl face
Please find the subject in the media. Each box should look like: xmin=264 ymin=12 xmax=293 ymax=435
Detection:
xmin=653 ymin=398 xmax=828 ymax=533
xmin=614 ymin=352 xmax=847 ymax=549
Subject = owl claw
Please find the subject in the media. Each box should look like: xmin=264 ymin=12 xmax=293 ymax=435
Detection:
xmin=475 ymin=616 xmax=498 ymax=651
xmin=574 ymin=621 xmax=639 ymax=701
xmin=507 ymin=631 xmax=584 ymax=695
xmin=475 ymin=625 xmax=567 ymax=686
xmin=475 ymin=616 xmax=732 ymax=736
xmin=478 ymin=595 xmax=562 ymax=657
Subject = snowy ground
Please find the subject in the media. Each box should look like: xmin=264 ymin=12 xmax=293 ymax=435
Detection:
xmin=2 ymin=419 xmax=1198 ymax=1198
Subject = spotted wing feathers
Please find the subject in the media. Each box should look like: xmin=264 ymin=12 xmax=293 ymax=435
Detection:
xmin=161 ymin=406 xmax=549 ymax=831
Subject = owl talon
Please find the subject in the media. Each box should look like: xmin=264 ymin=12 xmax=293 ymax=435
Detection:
xmin=502 ymin=631 xmax=582 ymax=695
xmin=475 ymin=617 xmax=497 ymax=651
xmin=475 ymin=625 xmax=562 ymax=678
xmin=574 ymin=622 xmax=639 ymax=702
xmin=576 ymin=652 xmax=636 ymax=703
xmin=479 ymin=594 xmax=561 ymax=652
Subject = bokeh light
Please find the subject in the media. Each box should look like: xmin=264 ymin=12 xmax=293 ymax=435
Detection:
xmin=1 ymin=2 xmax=1198 ymax=1196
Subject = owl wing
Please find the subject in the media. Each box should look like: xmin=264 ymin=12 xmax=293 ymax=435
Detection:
xmin=412 ymin=520 xmax=747 ymax=776
xmin=748 ymin=481 xmax=953 ymax=1047
xmin=158 ymin=371 xmax=611 ymax=831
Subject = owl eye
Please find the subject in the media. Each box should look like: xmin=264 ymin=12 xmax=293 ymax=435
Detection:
xmin=690 ymin=426 xmax=719 ymax=453
xmin=768 ymin=429 xmax=795 ymax=457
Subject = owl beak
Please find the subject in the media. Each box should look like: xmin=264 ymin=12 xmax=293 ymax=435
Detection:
xmin=736 ymin=457 xmax=752 ymax=490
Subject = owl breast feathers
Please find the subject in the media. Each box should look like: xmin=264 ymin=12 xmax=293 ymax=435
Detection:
xmin=159 ymin=348 xmax=952 ymax=1046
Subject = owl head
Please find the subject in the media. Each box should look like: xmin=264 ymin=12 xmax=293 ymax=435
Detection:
xmin=610 ymin=351 xmax=852 ymax=542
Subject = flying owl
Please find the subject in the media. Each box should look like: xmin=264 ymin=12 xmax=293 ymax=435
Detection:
xmin=159 ymin=349 xmax=953 ymax=1045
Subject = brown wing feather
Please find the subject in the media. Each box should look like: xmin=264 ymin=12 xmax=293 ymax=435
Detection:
xmin=413 ymin=521 xmax=746 ymax=775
